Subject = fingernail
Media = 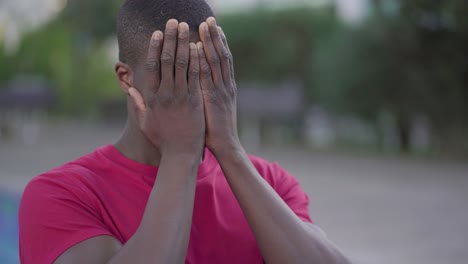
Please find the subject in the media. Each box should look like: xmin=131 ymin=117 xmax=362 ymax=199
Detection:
xmin=197 ymin=41 xmax=203 ymax=50
xmin=153 ymin=31 xmax=162 ymax=40
xmin=167 ymin=19 xmax=178 ymax=29
xmin=179 ymin=22 xmax=189 ymax=31
xmin=207 ymin=17 xmax=217 ymax=26
xmin=200 ymin=22 xmax=208 ymax=32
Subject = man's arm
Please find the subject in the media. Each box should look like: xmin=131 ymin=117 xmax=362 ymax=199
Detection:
xmin=55 ymin=20 xmax=206 ymax=264
xmin=214 ymin=147 xmax=350 ymax=264
xmin=56 ymin=154 xmax=200 ymax=264
xmin=197 ymin=17 xmax=351 ymax=264
xmin=106 ymin=152 xmax=201 ymax=264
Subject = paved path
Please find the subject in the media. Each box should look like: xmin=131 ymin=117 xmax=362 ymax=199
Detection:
xmin=1 ymin=121 xmax=467 ymax=264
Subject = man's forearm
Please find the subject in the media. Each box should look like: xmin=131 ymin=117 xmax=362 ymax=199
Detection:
xmin=214 ymin=145 xmax=350 ymax=264
xmin=109 ymin=151 xmax=200 ymax=264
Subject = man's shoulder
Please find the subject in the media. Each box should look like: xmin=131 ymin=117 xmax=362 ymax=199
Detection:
xmin=24 ymin=147 xmax=104 ymax=196
xmin=19 ymin=148 xmax=108 ymax=225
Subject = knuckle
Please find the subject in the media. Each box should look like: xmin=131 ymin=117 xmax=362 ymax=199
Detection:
xmin=229 ymin=84 xmax=237 ymax=96
xmin=175 ymin=57 xmax=189 ymax=69
xmin=210 ymin=55 xmax=221 ymax=66
xmin=161 ymin=52 xmax=174 ymax=65
xmin=201 ymin=64 xmax=212 ymax=76
xmin=221 ymin=48 xmax=232 ymax=61
xmin=211 ymin=29 xmax=220 ymax=39
xmin=220 ymin=88 xmax=230 ymax=99
xmin=189 ymin=67 xmax=200 ymax=77
xmin=146 ymin=92 xmax=156 ymax=108
xmin=178 ymin=32 xmax=189 ymax=42
xmin=207 ymin=90 xmax=219 ymax=103
xmin=165 ymin=30 xmax=177 ymax=40
xmin=150 ymin=39 xmax=160 ymax=49
xmin=158 ymin=91 xmax=173 ymax=106
xmin=145 ymin=59 xmax=160 ymax=72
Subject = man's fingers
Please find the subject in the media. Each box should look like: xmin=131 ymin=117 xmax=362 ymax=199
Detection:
xmin=218 ymin=27 xmax=228 ymax=47
xmin=145 ymin=31 xmax=163 ymax=91
xmin=218 ymin=26 xmax=236 ymax=83
xmin=197 ymin=42 xmax=216 ymax=97
xmin=188 ymin=43 xmax=200 ymax=95
xmin=207 ymin=17 xmax=232 ymax=87
xmin=175 ymin=22 xmax=190 ymax=94
xmin=199 ymin=22 xmax=223 ymax=88
xmin=160 ymin=19 xmax=179 ymax=90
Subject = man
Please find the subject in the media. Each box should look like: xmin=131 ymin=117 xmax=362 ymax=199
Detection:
xmin=19 ymin=0 xmax=350 ymax=263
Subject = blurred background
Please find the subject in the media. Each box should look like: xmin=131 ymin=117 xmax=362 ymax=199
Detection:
xmin=0 ymin=0 xmax=467 ymax=263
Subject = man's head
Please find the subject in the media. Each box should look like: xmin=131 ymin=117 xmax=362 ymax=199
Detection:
xmin=115 ymin=0 xmax=215 ymax=136
xmin=117 ymin=0 xmax=214 ymax=68
xmin=115 ymin=0 xmax=215 ymax=125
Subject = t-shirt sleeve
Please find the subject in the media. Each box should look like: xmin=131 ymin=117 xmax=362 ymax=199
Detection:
xmin=19 ymin=174 xmax=113 ymax=264
xmin=269 ymin=162 xmax=313 ymax=223
xmin=250 ymin=156 xmax=313 ymax=224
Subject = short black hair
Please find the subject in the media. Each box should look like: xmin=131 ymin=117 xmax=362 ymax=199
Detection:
xmin=117 ymin=0 xmax=214 ymax=67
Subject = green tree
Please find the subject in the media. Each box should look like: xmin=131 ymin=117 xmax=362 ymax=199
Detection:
xmin=9 ymin=0 xmax=121 ymax=115
xmin=314 ymin=0 xmax=468 ymax=153
xmin=61 ymin=0 xmax=121 ymax=42
xmin=220 ymin=6 xmax=339 ymax=101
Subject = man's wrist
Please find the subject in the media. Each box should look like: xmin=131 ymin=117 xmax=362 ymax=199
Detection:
xmin=159 ymin=150 xmax=203 ymax=178
xmin=160 ymin=143 xmax=204 ymax=159
xmin=210 ymin=140 xmax=246 ymax=163
xmin=160 ymin=147 xmax=203 ymax=166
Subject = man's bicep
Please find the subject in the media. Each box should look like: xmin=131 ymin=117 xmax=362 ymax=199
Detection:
xmin=54 ymin=235 xmax=121 ymax=264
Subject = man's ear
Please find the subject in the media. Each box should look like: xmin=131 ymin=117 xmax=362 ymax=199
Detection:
xmin=115 ymin=62 xmax=134 ymax=95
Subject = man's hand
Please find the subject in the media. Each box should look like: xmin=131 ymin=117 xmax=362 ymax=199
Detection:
xmin=129 ymin=20 xmax=205 ymax=156
xmin=197 ymin=17 xmax=240 ymax=156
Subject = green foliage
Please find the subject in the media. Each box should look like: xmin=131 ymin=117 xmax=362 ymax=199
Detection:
xmin=61 ymin=0 xmax=121 ymax=41
xmin=220 ymin=6 xmax=340 ymax=101
xmin=313 ymin=0 xmax=468 ymax=152
xmin=0 ymin=46 xmax=17 ymax=88
xmin=4 ymin=4 xmax=339 ymax=115
xmin=2 ymin=1 xmax=466 ymax=153
xmin=11 ymin=19 xmax=119 ymax=115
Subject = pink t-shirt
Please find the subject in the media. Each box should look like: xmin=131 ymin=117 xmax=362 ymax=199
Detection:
xmin=19 ymin=145 xmax=312 ymax=264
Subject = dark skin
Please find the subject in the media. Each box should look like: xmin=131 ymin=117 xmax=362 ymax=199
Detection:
xmin=54 ymin=18 xmax=351 ymax=264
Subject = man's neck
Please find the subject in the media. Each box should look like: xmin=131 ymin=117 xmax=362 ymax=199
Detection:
xmin=114 ymin=120 xmax=162 ymax=167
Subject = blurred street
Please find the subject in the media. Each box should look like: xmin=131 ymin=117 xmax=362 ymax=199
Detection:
xmin=1 ymin=121 xmax=467 ymax=264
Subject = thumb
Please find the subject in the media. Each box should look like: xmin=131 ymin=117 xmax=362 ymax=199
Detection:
xmin=128 ymin=87 xmax=147 ymax=113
